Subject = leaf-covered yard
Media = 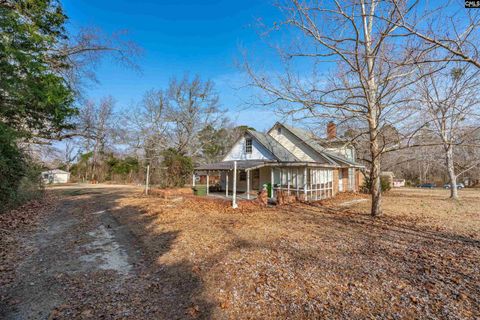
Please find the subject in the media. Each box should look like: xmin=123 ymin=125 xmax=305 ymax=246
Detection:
xmin=1 ymin=186 xmax=479 ymax=319
xmin=113 ymin=187 xmax=480 ymax=319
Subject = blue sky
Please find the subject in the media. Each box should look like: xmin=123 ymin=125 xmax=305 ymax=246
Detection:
xmin=62 ymin=0 xmax=284 ymax=131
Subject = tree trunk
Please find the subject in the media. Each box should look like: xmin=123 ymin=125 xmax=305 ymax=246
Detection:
xmin=445 ymin=146 xmax=458 ymax=200
xmin=369 ymin=132 xmax=383 ymax=217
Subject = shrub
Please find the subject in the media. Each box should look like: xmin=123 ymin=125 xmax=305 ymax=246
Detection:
xmin=160 ymin=149 xmax=193 ymax=188
xmin=362 ymin=175 xmax=392 ymax=193
xmin=0 ymin=124 xmax=43 ymax=212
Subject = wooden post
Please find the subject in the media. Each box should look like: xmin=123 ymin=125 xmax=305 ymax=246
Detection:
xmin=206 ymin=172 xmax=209 ymax=195
xmin=296 ymin=168 xmax=299 ymax=196
xmin=287 ymin=169 xmax=290 ymax=196
xmin=225 ymin=172 xmax=229 ymax=197
xmin=232 ymin=161 xmax=238 ymax=208
xmin=145 ymin=164 xmax=150 ymax=195
xmin=304 ymin=167 xmax=308 ymax=201
xmin=246 ymin=170 xmax=250 ymax=200
xmin=270 ymin=167 xmax=275 ymax=199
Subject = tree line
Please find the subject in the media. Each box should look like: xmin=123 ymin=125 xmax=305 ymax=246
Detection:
xmin=0 ymin=0 xmax=137 ymax=210
xmin=64 ymin=76 xmax=247 ymax=187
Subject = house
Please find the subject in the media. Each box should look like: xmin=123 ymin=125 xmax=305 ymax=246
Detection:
xmin=41 ymin=169 xmax=70 ymax=184
xmin=194 ymin=122 xmax=365 ymax=205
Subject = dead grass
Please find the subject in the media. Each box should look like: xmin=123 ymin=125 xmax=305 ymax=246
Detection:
xmin=109 ymin=188 xmax=480 ymax=319
xmin=349 ymin=188 xmax=480 ymax=238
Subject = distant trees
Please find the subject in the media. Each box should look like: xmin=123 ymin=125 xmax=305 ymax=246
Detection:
xmin=115 ymin=75 xmax=237 ymax=187
xmin=63 ymin=75 xmax=244 ymax=188
xmin=414 ymin=65 xmax=480 ymax=198
xmin=166 ymin=76 xmax=226 ymax=156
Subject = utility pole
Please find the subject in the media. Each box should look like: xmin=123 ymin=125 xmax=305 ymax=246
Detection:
xmin=145 ymin=164 xmax=150 ymax=195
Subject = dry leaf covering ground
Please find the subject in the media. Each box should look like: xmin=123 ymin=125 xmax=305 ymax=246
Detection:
xmin=111 ymin=188 xmax=480 ymax=319
xmin=1 ymin=186 xmax=479 ymax=319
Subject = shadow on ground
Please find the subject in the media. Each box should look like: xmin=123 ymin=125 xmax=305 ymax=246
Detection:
xmin=1 ymin=186 xmax=213 ymax=320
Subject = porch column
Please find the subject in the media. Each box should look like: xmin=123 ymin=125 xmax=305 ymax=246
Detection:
xmin=287 ymin=169 xmax=290 ymax=195
xmin=304 ymin=167 xmax=308 ymax=201
xmin=296 ymin=168 xmax=299 ymax=196
xmin=225 ymin=172 xmax=229 ymax=197
xmin=192 ymin=173 xmax=196 ymax=187
xmin=232 ymin=161 xmax=238 ymax=209
xmin=206 ymin=172 xmax=209 ymax=195
xmin=270 ymin=167 xmax=275 ymax=199
xmin=246 ymin=169 xmax=250 ymax=200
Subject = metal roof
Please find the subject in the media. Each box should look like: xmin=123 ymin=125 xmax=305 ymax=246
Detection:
xmin=195 ymin=160 xmax=276 ymax=171
xmin=279 ymin=123 xmax=363 ymax=167
xmin=247 ymin=130 xmax=299 ymax=162
xmin=42 ymin=169 xmax=70 ymax=174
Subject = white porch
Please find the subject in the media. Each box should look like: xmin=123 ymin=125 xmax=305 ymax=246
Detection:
xmin=194 ymin=160 xmax=360 ymax=207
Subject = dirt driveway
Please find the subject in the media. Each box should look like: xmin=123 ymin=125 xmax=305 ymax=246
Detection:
xmin=1 ymin=184 xmax=208 ymax=319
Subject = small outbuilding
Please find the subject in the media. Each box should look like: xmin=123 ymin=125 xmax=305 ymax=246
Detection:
xmin=393 ymin=179 xmax=406 ymax=187
xmin=41 ymin=169 xmax=70 ymax=184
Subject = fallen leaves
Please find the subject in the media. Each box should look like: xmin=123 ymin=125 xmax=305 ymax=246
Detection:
xmin=2 ymin=186 xmax=480 ymax=319
xmin=0 ymin=192 xmax=57 ymax=288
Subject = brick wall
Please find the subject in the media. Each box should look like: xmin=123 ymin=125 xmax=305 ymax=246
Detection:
xmin=333 ymin=168 xmax=339 ymax=196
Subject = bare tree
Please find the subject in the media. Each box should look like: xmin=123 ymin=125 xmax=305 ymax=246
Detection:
xmin=246 ymin=0 xmax=436 ymax=216
xmin=76 ymin=97 xmax=115 ymax=181
xmin=63 ymin=139 xmax=80 ymax=172
xmin=390 ymin=1 xmax=480 ymax=69
xmin=49 ymin=28 xmax=142 ymax=96
xmin=415 ymin=64 xmax=480 ymax=199
xmin=121 ymin=89 xmax=170 ymax=167
xmin=166 ymin=75 xmax=226 ymax=157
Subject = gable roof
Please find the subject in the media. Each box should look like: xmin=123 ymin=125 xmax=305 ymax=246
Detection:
xmin=247 ymin=130 xmax=300 ymax=162
xmin=274 ymin=123 xmax=363 ymax=167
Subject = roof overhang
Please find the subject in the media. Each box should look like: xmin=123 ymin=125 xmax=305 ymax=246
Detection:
xmin=195 ymin=160 xmax=365 ymax=172
xmin=194 ymin=160 xmax=276 ymax=172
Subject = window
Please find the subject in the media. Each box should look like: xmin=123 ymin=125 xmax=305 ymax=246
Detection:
xmin=245 ymin=138 xmax=252 ymax=154
xmin=277 ymin=127 xmax=281 ymax=134
xmin=306 ymin=168 xmax=333 ymax=200
xmin=345 ymin=146 xmax=355 ymax=160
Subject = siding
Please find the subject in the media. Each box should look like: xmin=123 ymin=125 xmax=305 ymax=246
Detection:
xmin=325 ymin=145 xmax=355 ymax=161
xmin=269 ymin=128 xmax=326 ymax=163
xmin=223 ymin=134 xmax=276 ymax=161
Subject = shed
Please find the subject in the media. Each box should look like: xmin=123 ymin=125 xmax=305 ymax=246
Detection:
xmin=41 ymin=169 xmax=70 ymax=184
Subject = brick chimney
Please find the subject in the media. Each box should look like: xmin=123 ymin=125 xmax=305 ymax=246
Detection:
xmin=327 ymin=121 xmax=337 ymax=140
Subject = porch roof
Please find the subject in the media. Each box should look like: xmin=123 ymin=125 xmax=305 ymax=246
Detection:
xmin=195 ymin=160 xmax=276 ymax=171
xmin=195 ymin=159 xmax=364 ymax=172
